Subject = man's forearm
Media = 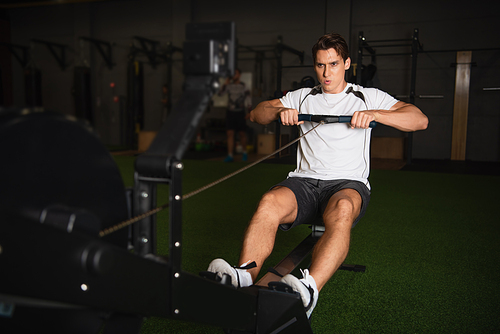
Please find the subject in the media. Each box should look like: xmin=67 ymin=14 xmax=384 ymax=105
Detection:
xmin=374 ymin=103 xmax=428 ymax=132
xmin=249 ymin=101 xmax=280 ymax=125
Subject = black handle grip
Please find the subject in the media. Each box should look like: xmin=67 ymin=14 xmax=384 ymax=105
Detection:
xmin=294 ymin=114 xmax=376 ymax=128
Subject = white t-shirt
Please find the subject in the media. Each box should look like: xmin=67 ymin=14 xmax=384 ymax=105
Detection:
xmin=279 ymin=83 xmax=398 ymax=190
xmin=219 ymin=82 xmax=250 ymax=112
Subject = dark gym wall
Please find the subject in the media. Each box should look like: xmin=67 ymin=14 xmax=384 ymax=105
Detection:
xmin=349 ymin=0 xmax=500 ymax=162
xmin=5 ymin=1 xmax=177 ymax=146
xmin=2 ymin=0 xmax=500 ymax=162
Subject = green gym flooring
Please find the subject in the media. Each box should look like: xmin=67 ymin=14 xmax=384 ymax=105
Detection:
xmin=113 ymin=154 xmax=500 ymax=333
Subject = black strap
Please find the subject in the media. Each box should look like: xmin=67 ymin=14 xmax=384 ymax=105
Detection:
xmin=302 ymin=283 xmax=315 ymax=312
xmin=266 ymin=267 xmax=284 ymax=278
xmin=237 ymin=261 xmax=257 ymax=270
xmin=234 ymin=261 xmax=257 ymax=288
xmin=346 ymin=86 xmax=366 ymax=103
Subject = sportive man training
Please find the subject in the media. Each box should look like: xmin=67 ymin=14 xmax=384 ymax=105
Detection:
xmin=207 ymin=31 xmax=428 ymax=317
xmin=207 ymin=32 xmax=428 ymax=317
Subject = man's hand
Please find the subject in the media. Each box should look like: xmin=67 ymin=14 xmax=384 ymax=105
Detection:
xmin=279 ymin=108 xmax=304 ymax=126
xmin=350 ymin=110 xmax=378 ymax=129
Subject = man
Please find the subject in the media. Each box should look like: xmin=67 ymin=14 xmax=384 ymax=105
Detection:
xmin=218 ymin=68 xmax=251 ymax=162
xmin=208 ymin=33 xmax=428 ymax=317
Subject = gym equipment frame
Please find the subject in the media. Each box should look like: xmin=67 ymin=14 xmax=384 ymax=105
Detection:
xmin=356 ymin=28 xmax=422 ymax=165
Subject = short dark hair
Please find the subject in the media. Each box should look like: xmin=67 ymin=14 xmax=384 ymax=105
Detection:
xmin=312 ymin=33 xmax=349 ymax=63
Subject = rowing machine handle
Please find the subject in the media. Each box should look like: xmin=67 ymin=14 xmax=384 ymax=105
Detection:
xmin=297 ymin=114 xmax=377 ymax=128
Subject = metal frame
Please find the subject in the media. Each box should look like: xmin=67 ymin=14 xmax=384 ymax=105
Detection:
xmin=237 ymin=38 xmax=305 ymax=160
xmin=30 ymin=39 xmax=68 ymax=71
xmin=274 ymin=37 xmax=304 ymax=158
xmin=356 ymin=29 xmax=422 ymax=165
xmin=79 ymin=37 xmax=114 ymax=70
xmin=0 ymin=42 xmax=30 ymax=68
xmin=258 ymin=227 xmax=366 ymax=287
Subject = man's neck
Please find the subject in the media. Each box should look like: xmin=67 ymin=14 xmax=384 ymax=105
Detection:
xmin=322 ymin=81 xmax=348 ymax=94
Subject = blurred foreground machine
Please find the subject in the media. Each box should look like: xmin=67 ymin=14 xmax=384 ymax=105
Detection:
xmin=0 ymin=22 xmax=314 ymax=334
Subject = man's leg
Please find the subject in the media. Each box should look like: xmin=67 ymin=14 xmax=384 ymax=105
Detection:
xmin=239 ymin=186 xmax=298 ymax=282
xmin=207 ymin=186 xmax=297 ymax=287
xmin=278 ymin=187 xmax=364 ymax=318
xmin=226 ymin=129 xmax=235 ymax=156
xmin=239 ymin=130 xmax=248 ymax=161
xmin=308 ymin=188 xmax=362 ymax=291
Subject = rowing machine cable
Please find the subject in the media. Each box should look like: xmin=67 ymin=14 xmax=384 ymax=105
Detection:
xmin=98 ymin=121 xmax=323 ymax=237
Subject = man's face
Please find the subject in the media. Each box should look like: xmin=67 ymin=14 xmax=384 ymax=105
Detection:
xmin=233 ymin=69 xmax=241 ymax=81
xmin=314 ymin=48 xmax=350 ymax=94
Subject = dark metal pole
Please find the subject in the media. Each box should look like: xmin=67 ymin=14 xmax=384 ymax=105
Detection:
xmin=275 ymin=37 xmax=283 ymax=158
xmin=170 ymin=161 xmax=183 ymax=274
xmin=357 ymin=31 xmax=364 ymax=85
xmin=132 ymin=173 xmax=157 ymax=256
xmin=407 ymin=28 xmax=419 ymax=165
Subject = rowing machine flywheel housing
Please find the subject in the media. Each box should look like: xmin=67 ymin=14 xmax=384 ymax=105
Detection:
xmin=0 ymin=108 xmax=132 ymax=333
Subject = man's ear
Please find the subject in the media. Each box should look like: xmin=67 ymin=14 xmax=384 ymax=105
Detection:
xmin=344 ymin=57 xmax=351 ymax=70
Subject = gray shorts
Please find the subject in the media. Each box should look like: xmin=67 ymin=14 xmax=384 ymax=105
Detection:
xmin=226 ymin=110 xmax=247 ymax=131
xmin=271 ymin=177 xmax=371 ymax=231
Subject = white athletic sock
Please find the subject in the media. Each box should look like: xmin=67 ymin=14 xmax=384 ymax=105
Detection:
xmin=237 ymin=260 xmax=254 ymax=287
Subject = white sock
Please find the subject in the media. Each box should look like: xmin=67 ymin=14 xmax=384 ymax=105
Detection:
xmin=238 ymin=270 xmax=253 ymax=287
xmin=237 ymin=260 xmax=254 ymax=287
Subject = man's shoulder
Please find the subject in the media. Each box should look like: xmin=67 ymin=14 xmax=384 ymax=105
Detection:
xmin=286 ymin=87 xmax=316 ymax=97
xmin=347 ymin=83 xmax=398 ymax=108
xmin=349 ymin=83 xmax=389 ymax=96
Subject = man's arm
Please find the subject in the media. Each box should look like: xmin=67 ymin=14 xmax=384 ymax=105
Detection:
xmin=350 ymin=101 xmax=428 ymax=132
xmin=249 ymin=99 xmax=303 ymax=125
xmin=218 ymin=77 xmax=231 ymax=96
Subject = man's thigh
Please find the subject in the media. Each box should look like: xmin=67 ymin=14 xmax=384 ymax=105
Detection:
xmin=271 ymin=178 xmax=322 ymax=231
xmin=258 ymin=186 xmax=298 ymax=226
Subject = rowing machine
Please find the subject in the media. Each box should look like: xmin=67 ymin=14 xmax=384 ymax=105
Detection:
xmin=0 ymin=22 xmax=314 ymax=334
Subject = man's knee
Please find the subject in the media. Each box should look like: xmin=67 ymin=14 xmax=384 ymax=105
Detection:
xmin=257 ymin=190 xmax=285 ymax=214
xmin=323 ymin=192 xmax=361 ymax=227
xmin=337 ymin=196 xmax=359 ymax=214
xmin=254 ymin=187 xmax=297 ymax=224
